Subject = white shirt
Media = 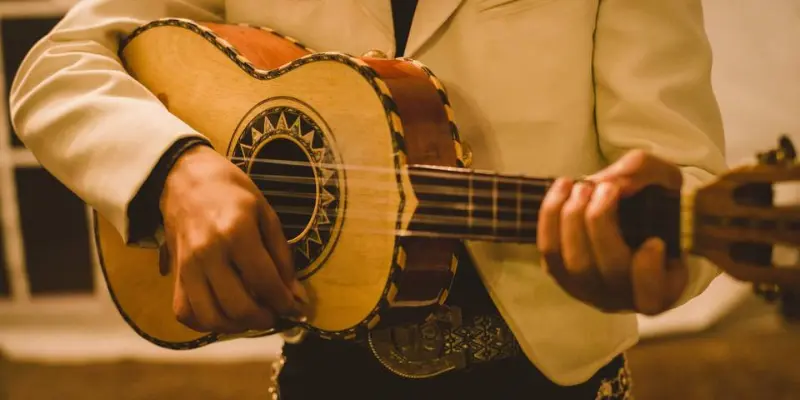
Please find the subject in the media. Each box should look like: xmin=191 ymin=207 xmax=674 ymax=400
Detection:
xmin=9 ymin=0 xmax=727 ymax=385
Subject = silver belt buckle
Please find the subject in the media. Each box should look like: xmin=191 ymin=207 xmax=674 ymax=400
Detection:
xmin=367 ymin=306 xmax=467 ymax=379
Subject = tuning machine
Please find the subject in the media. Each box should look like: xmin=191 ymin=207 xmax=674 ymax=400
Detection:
xmin=751 ymin=135 xmax=800 ymax=309
xmin=757 ymin=135 xmax=796 ymax=166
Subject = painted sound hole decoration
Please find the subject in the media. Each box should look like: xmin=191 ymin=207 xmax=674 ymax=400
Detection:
xmin=230 ymin=106 xmax=344 ymax=278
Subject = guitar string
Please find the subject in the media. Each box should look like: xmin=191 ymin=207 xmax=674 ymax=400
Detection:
xmin=261 ymin=222 xmax=690 ymax=242
xmin=259 ymin=189 xmax=531 ymax=214
xmin=247 ymin=173 xmax=548 ymax=202
xmin=217 ymin=157 xmax=669 ymax=234
xmin=262 ymin=201 xmax=675 ymax=236
xmin=244 ymin=172 xmax=678 ymax=220
xmin=266 ymin=204 xmax=538 ymax=229
xmin=227 ymin=156 xmax=554 ymax=186
xmin=276 ymin=223 xmax=539 ymax=242
xmin=242 ymin=176 xmax=661 ymax=231
xmin=276 ymin=224 xmax=540 ymax=241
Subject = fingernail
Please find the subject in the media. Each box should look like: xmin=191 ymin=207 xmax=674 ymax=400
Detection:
xmin=286 ymin=314 xmax=308 ymax=324
xmin=647 ymin=238 xmax=664 ymax=252
xmin=291 ymin=280 xmax=311 ymax=306
xmin=552 ymin=177 xmax=572 ymax=192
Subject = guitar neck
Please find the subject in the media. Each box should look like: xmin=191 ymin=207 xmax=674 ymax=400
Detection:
xmin=404 ymin=164 xmax=686 ymax=258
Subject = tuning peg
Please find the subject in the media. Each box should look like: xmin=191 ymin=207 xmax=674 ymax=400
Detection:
xmin=757 ymin=135 xmax=797 ymax=166
xmin=754 ymin=282 xmax=782 ymax=303
xmin=778 ymin=135 xmax=796 ymax=163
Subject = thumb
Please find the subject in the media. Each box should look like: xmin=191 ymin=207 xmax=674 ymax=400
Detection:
xmin=631 ymin=238 xmax=688 ymax=315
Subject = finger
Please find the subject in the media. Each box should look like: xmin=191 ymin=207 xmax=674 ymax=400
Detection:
xmin=256 ymin=196 xmax=295 ymax=285
xmin=589 ymin=150 xmax=683 ymax=195
xmin=166 ymin=233 xmax=203 ymax=332
xmin=232 ymin=218 xmax=302 ymax=318
xmin=180 ymin=260 xmax=243 ymax=333
xmin=560 ymin=182 xmax=600 ymax=285
xmin=631 ymin=238 xmax=688 ymax=315
xmin=173 ymin=276 xmax=203 ymax=332
xmin=538 ymin=178 xmax=574 ymax=282
xmin=586 ymin=182 xmax=632 ymax=292
xmin=207 ymin=263 xmax=277 ymax=331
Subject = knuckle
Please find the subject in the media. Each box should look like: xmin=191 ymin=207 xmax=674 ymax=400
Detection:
xmin=215 ymin=217 xmax=241 ymax=238
xmin=584 ymin=206 xmax=603 ymax=224
xmin=178 ymin=248 xmax=211 ymax=274
xmin=214 ymin=216 xmax=251 ymax=245
xmin=173 ymin=302 xmax=193 ymax=326
xmin=626 ymin=149 xmax=649 ymax=166
xmin=182 ymin=235 xmax=217 ymax=260
xmin=563 ymin=253 xmax=593 ymax=275
xmin=538 ymin=241 xmax=558 ymax=256
xmin=239 ymin=193 xmax=260 ymax=212
xmin=540 ymin=198 xmax=560 ymax=216
xmin=561 ymin=200 xmax=584 ymax=219
xmin=262 ymin=204 xmax=281 ymax=226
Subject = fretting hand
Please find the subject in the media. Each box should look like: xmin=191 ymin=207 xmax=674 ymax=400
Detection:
xmin=537 ymin=150 xmax=688 ymax=315
xmin=160 ymin=145 xmax=307 ymax=333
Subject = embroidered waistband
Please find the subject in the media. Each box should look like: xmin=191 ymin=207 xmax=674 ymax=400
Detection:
xmin=366 ymin=306 xmax=522 ymax=379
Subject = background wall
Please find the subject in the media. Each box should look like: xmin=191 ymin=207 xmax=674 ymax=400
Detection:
xmin=639 ymin=0 xmax=800 ymax=338
xmin=0 ymin=0 xmax=797 ymax=364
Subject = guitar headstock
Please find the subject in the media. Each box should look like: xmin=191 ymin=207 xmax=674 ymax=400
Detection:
xmin=690 ymin=135 xmax=800 ymax=291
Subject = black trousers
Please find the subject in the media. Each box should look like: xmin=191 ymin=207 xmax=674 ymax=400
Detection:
xmin=277 ymin=248 xmax=633 ymax=399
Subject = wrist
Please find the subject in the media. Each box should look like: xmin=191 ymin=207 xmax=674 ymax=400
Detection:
xmin=127 ymin=136 xmax=211 ymax=245
xmin=160 ymin=141 xmax=215 ymax=213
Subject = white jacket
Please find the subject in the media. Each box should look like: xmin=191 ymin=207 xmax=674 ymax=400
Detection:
xmin=9 ymin=0 xmax=727 ymax=385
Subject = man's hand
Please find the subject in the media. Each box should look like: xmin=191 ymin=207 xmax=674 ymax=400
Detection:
xmin=160 ymin=145 xmax=306 ymax=334
xmin=537 ymin=150 xmax=688 ymax=316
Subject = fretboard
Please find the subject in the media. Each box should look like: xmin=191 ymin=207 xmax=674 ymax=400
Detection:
xmin=403 ymin=164 xmax=684 ymax=259
xmin=405 ymin=165 xmax=552 ymax=243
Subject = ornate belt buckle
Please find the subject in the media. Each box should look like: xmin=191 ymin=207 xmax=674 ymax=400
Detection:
xmin=367 ymin=306 xmax=467 ymax=379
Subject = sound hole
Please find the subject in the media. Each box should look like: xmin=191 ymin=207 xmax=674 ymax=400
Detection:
xmin=249 ymin=137 xmax=318 ymax=242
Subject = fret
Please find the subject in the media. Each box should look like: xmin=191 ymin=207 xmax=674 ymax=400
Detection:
xmin=492 ymin=174 xmax=498 ymax=237
xmin=680 ymin=191 xmax=696 ymax=253
xmin=519 ymin=179 xmax=545 ymax=240
xmin=406 ymin=165 xmax=551 ymax=242
xmin=496 ymin=177 xmax=521 ymax=240
xmin=468 ymin=172 xmax=474 ymax=232
xmin=516 ymin=179 xmax=522 ymax=236
xmin=470 ymin=172 xmax=494 ymax=237
xmin=404 ymin=165 xmax=683 ymax=250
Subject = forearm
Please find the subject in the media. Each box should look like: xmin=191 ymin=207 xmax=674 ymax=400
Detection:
xmin=10 ymin=0 xmax=224 ymax=244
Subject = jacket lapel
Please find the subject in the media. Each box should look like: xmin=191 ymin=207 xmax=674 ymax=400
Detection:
xmin=405 ymin=0 xmax=465 ymax=57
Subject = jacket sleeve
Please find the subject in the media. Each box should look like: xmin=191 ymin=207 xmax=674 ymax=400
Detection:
xmin=9 ymin=0 xmax=225 ymax=246
xmin=593 ymin=0 xmax=729 ymax=307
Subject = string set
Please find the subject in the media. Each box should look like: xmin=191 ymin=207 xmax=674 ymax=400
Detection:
xmin=222 ymin=156 xmax=674 ymax=240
